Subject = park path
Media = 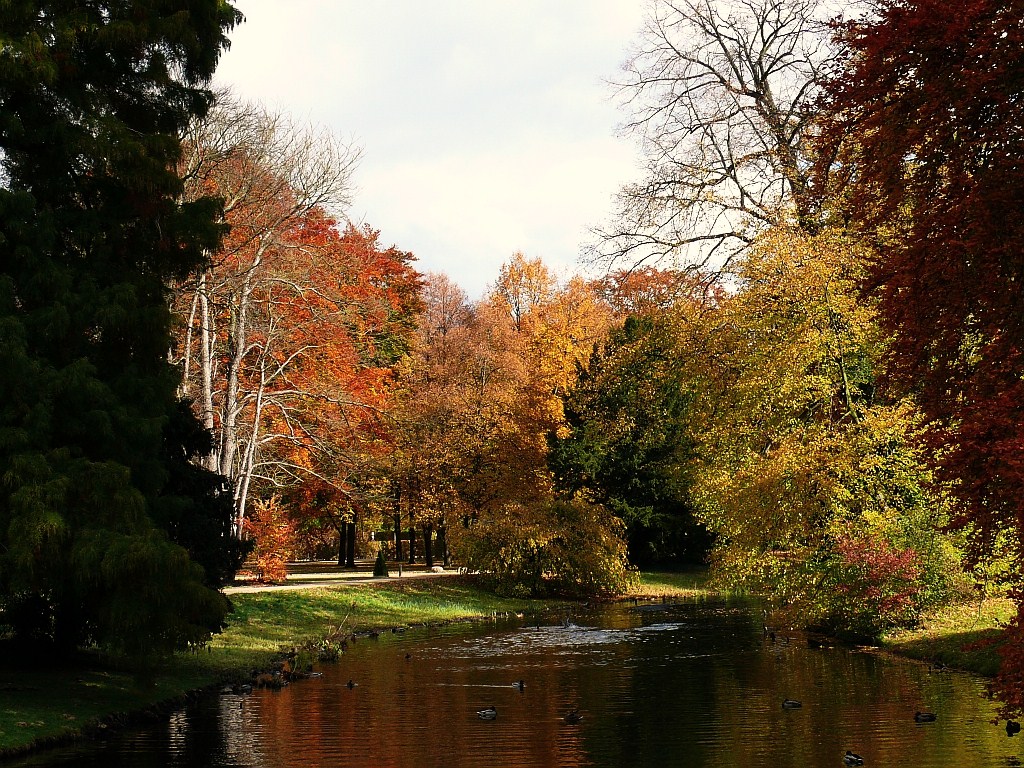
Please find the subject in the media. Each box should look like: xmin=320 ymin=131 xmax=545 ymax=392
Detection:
xmin=222 ymin=559 xmax=456 ymax=594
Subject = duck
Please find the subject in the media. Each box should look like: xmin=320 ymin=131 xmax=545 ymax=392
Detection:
xmin=782 ymin=699 xmax=802 ymax=709
xmin=513 ymin=680 xmax=525 ymax=691
xmin=346 ymin=679 xmax=356 ymax=689
xmin=843 ymin=750 xmax=864 ymax=765
xmin=563 ymin=709 xmax=583 ymax=724
xmin=1006 ymin=720 xmax=1021 ymax=736
xmin=914 ymin=711 xmax=937 ymax=723
xmin=477 ymin=706 xmax=498 ymax=720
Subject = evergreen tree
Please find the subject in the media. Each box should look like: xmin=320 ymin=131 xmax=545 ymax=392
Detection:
xmin=0 ymin=1 xmax=243 ymax=657
xmin=549 ymin=314 xmax=710 ymax=566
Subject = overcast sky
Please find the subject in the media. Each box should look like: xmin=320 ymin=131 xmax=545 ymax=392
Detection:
xmin=214 ymin=1 xmax=648 ymax=298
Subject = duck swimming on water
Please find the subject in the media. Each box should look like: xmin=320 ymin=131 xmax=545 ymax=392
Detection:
xmin=843 ymin=750 xmax=864 ymax=765
xmin=477 ymin=706 xmax=497 ymax=720
xmin=782 ymin=699 xmax=802 ymax=709
xmin=914 ymin=711 xmax=937 ymax=723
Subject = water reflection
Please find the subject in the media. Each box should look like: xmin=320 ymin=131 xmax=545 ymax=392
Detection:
xmin=9 ymin=600 xmax=1024 ymax=767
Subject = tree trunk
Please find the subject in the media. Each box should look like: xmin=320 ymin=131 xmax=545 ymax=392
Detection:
xmin=345 ymin=519 xmax=356 ymax=568
xmin=337 ymin=526 xmax=346 ymax=567
xmin=423 ymin=523 xmax=434 ymax=569
xmin=407 ymin=511 xmax=416 ymax=564
xmin=438 ymin=523 xmax=450 ymax=568
xmin=393 ymin=511 xmax=403 ymax=562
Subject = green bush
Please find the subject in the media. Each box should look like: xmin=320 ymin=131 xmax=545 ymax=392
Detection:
xmin=373 ymin=550 xmax=390 ymax=578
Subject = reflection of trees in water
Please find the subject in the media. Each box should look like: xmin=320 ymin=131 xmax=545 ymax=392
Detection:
xmin=218 ymin=692 xmax=268 ymax=767
xmin=709 ymin=637 xmax=1005 ymax=767
xmin=135 ymin=604 xmax=1017 ymax=768
xmin=237 ymin=636 xmax=595 ymax=767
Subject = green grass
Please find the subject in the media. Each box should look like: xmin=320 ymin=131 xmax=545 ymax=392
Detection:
xmin=631 ymin=568 xmax=719 ymax=598
xmin=0 ymin=576 xmax=559 ymax=757
xmin=880 ymin=596 xmax=1016 ymax=676
xmin=204 ymin=577 xmax=555 ymax=669
xmin=0 ymin=663 xmax=213 ymax=756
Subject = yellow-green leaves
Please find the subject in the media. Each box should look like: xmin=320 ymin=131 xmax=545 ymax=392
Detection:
xmin=682 ymin=227 xmax=957 ymax=634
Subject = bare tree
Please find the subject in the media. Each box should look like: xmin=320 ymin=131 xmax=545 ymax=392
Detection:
xmin=173 ymin=91 xmax=362 ymax=535
xmin=592 ymin=0 xmax=839 ymax=274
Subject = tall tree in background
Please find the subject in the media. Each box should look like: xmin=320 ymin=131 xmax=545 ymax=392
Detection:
xmin=0 ymin=1 xmax=241 ymax=656
xmin=592 ymin=267 xmax=697 ymax=317
xmin=816 ymin=0 xmax=1024 ymax=701
xmin=174 ymin=95 xmax=360 ymax=533
xmin=384 ymin=273 xmax=537 ymax=568
xmin=595 ymin=0 xmax=838 ymax=273
xmin=381 ymin=264 xmax=633 ymax=595
xmin=276 ymin=219 xmax=422 ymax=567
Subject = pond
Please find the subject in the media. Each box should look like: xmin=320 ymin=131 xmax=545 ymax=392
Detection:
xmin=11 ymin=599 xmax=1023 ymax=767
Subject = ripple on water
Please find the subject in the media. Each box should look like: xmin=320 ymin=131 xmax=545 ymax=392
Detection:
xmin=10 ymin=602 xmax=1022 ymax=768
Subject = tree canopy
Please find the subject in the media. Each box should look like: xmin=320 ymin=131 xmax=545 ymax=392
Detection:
xmin=549 ymin=308 xmax=709 ymax=566
xmin=818 ymin=0 xmax=1024 ymax=567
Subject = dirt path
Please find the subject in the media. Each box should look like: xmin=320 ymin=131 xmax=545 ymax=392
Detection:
xmin=223 ymin=560 xmax=457 ymax=594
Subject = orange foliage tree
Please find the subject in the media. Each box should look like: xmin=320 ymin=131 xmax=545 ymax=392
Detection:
xmin=377 ymin=259 xmax=634 ymax=595
xmin=242 ymin=497 xmax=295 ymax=583
xmin=173 ymin=95 xmax=422 ymax=560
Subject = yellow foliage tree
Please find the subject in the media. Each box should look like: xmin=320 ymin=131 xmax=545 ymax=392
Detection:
xmin=684 ymin=227 xmax=960 ymax=635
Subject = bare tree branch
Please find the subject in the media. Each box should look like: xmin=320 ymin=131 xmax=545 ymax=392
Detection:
xmin=590 ymin=0 xmax=841 ymax=277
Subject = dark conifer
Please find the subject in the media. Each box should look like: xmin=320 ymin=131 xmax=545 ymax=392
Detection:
xmin=0 ymin=1 xmax=244 ymax=657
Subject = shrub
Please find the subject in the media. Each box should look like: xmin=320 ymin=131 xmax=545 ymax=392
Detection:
xmin=243 ymin=497 xmax=295 ymax=583
xmin=457 ymin=498 xmax=637 ymax=597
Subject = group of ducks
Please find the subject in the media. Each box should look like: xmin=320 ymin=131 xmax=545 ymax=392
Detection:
xmin=476 ymin=680 xmax=582 ymax=724
xmin=780 ymin=697 xmax=939 ymax=765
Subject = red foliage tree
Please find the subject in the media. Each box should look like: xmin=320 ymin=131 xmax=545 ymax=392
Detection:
xmin=266 ymin=216 xmax=423 ymax=563
xmin=831 ymin=534 xmax=923 ymax=634
xmin=242 ymin=497 xmax=295 ymax=583
xmin=819 ymin=2 xmax=1024 ymax=582
xmin=592 ymin=267 xmax=716 ymax=318
xmin=817 ymin=0 xmax=1024 ymax=712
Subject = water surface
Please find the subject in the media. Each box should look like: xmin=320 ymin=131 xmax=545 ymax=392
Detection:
xmin=12 ymin=600 xmax=1023 ymax=767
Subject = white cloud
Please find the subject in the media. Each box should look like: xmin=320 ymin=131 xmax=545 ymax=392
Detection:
xmin=215 ymin=0 xmax=646 ymax=298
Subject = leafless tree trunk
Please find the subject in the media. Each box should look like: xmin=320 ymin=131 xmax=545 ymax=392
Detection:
xmin=592 ymin=0 xmax=840 ymax=275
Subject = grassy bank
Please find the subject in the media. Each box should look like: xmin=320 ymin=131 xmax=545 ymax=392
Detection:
xmin=0 ymin=576 xmax=556 ymax=757
xmin=880 ymin=595 xmax=1016 ymax=677
xmin=632 ymin=569 xmax=718 ymax=598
